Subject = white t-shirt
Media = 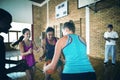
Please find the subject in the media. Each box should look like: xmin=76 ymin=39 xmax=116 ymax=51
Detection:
xmin=104 ymin=31 xmax=119 ymax=45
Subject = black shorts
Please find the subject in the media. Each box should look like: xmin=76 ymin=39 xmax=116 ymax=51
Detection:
xmin=61 ymin=72 xmax=96 ymax=80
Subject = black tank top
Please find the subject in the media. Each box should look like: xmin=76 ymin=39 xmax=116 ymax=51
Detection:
xmin=45 ymin=37 xmax=57 ymax=60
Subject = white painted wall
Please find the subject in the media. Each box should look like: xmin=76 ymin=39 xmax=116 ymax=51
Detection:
xmin=86 ymin=7 xmax=90 ymax=54
xmin=0 ymin=0 xmax=32 ymax=24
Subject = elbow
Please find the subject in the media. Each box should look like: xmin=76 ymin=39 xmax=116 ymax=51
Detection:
xmin=21 ymin=52 xmax=27 ymax=56
xmin=21 ymin=53 xmax=24 ymax=56
xmin=104 ymin=38 xmax=107 ymax=40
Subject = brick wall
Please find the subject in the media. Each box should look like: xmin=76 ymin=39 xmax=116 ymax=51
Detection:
xmin=90 ymin=0 xmax=120 ymax=57
xmin=33 ymin=0 xmax=120 ymax=57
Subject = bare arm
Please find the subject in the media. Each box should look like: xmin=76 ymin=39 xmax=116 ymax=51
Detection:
xmin=104 ymin=37 xmax=110 ymax=41
xmin=109 ymin=37 xmax=118 ymax=41
xmin=104 ymin=37 xmax=118 ymax=42
xmin=104 ymin=32 xmax=110 ymax=41
xmin=39 ymin=39 xmax=46 ymax=60
xmin=32 ymin=41 xmax=38 ymax=50
xmin=32 ymin=41 xmax=40 ymax=53
xmin=44 ymin=36 xmax=67 ymax=71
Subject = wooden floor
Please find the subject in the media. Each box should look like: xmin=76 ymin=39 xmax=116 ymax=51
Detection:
xmin=6 ymin=51 xmax=120 ymax=80
xmin=17 ymin=56 xmax=120 ymax=80
xmin=90 ymin=56 xmax=120 ymax=80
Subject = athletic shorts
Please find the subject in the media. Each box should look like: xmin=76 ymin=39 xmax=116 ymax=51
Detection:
xmin=61 ymin=72 xmax=96 ymax=80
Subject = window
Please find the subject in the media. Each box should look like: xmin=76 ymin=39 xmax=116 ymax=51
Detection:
xmin=0 ymin=33 xmax=8 ymax=42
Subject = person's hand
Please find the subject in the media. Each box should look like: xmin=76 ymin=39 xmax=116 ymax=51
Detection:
xmin=43 ymin=63 xmax=54 ymax=74
xmin=43 ymin=63 xmax=50 ymax=73
xmin=43 ymin=64 xmax=47 ymax=73
xmin=39 ymin=57 xmax=43 ymax=62
xmin=27 ymin=48 xmax=33 ymax=54
xmin=107 ymin=37 xmax=111 ymax=42
xmin=108 ymin=37 xmax=111 ymax=39
xmin=36 ymin=47 xmax=40 ymax=53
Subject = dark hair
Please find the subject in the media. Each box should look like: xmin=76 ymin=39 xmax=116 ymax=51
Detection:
xmin=63 ymin=20 xmax=75 ymax=33
xmin=46 ymin=27 xmax=54 ymax=33
xmin=22 ymin=28 xmax=30 ymax=34
xmin=11 ymin=36 xmax=24 ymax=47
xmin=107 ymin=24 xmax=113 ymax=28
xmin=11 ymin=28 xmax=30 ymax=47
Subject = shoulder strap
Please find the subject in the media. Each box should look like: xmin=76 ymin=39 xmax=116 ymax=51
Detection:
xmin=45 ymin=38 xmax=49 ymax=45
xmin=54 ymin=37 xmax=57 ymax=44
xmin=30 ymin=40 xmax=33 ymax=46
xmin=65 ymin=35 xmax=72 ymax=45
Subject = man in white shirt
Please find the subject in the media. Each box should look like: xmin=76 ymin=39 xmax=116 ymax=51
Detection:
xmin=104 ymin=24 xmax=119 ymax=66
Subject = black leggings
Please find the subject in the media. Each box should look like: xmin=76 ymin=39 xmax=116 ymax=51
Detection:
xmin=61 ymin=72 xmax=96 ymax=80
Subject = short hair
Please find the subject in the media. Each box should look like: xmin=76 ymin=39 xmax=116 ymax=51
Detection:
xmin=107 ymin=24 xmax=113 ymax=28
xmin=46 ymin=27 xmax=54 ymax=33
xmin=63 ymin=20 xmax=75 ymax=33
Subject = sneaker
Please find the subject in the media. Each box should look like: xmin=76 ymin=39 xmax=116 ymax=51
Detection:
xmin=104 ymin=62 xmax=108 ymax=67
xmin=112 ymin=63 xmax=116 ymax=67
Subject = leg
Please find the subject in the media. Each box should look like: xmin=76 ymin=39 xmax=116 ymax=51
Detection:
xmin=1 ymin=60 xmax=27 ymax=80
xmin=6 ymin=60 xmax=28 ymax=74
xmin=30 ymin=66 xmax=36 ymax=80
xmin=0 ymin=68 xmax=12 ymax=80
xmin=111 ymin=45 xmax=116 ymax=64
xmin=26 ymin=66 xmax=36 ymax=80
xmin=5 ymin=60 xmax=18 ymax=64
xmin=44 ymin=72 xmax=51 ymax=80
xmin=104 ymin=45 xmax=110 ymax=63
xmin=26 ymin=69 xmax=32 ymax=80
xmin=44 ymin=62 xmax=51 ymax=80
xmin=57 ymin=65 xmax=62 ymax=79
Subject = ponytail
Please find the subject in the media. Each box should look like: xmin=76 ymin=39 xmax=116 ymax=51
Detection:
xmin=11 ymin=35 xmax=24 ymax=47
xmin=10 ymin=28 xmax=29 ymax=48
xmin=63 ymin=20 xmax=75 ymax=33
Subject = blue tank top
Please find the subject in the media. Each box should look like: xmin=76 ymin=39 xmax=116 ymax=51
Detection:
xmin=62 ymin=34 xmax=95 ymax=73
xmin=45 ymin=37 xmax=57 ymax=60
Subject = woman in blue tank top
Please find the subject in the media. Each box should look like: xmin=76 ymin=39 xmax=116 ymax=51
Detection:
xmin=43 ymin=20 xmax=96 ymax=80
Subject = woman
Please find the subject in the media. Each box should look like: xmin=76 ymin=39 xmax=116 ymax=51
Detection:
xmin=44 ymin=20 xmax=96 ymax=80
xmin=19 ymin=28 xmax=39 ymax=80
xmin=39 ymin=27 xmax=62 ymax=80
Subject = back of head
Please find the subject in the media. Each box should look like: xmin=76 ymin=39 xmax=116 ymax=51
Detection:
xmin=0 ymin=8 xmax=12 ymax=33
xmin=63 ymin=20 xmax=75 ymax=33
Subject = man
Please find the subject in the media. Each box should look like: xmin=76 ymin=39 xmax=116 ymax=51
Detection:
xmin=104 ymin=24 xmax=119 ymax=66
xmin=0 ymin=8 xmax=28 ymax=80
xmin=39 ymin=27 xmax=62 ymax=80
